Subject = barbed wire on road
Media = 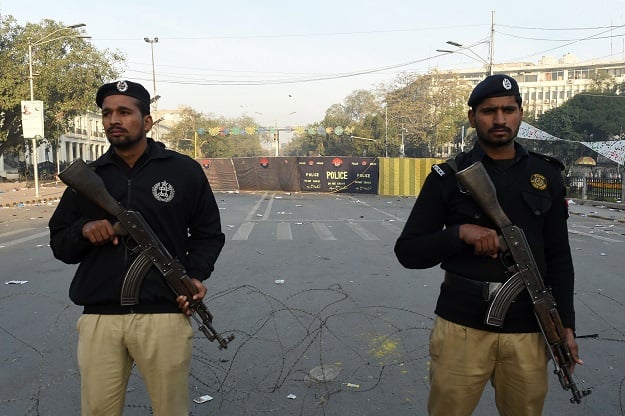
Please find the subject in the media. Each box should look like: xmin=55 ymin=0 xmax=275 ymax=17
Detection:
xmin=184 ymin=283 xmax=433 ymax=415
xmin=2 ymin=281 xmax=624 ymax=414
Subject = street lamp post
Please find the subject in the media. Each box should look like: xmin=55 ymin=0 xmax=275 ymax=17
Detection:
xmin=436 ymin=12 xmax=496 ymax=76
xmin=400 ymin=124 xmax=406 ymax=158
xmin=144 ymin=37 xmax=159 ymax=140
xmin=27 ymin=23 xmax=88 ymax=197
xmin=384 ymin=105 xmax=388 ymax=157
xmin=437 ymin=40 xmax=493 ymax=76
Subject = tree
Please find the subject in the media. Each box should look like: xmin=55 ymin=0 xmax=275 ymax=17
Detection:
xmin=0 ymin=16 xmax=124 ymax=163
xmin=382 ymin=70 xmax=471 ymax=157
xmin=305 ymin=90 xmax=381 ymax=157
xmin=160 ymin=108 xmax=264 ymax=158
xmin=342 ymin=90 xmax=379 ymax=123
xmin=284 ymin=124 xmax=326 ymax=156
xmin=288 ymin=72 xmax=472 ymax=158
xmin=532 ymin=91 xmax=625 ymax=166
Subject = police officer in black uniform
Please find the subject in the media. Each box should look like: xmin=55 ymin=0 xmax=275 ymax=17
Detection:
xmin=395 ymin=74 xmax=583 ymax=416
xmin=50 ymin=80 xmax=225 ymax=416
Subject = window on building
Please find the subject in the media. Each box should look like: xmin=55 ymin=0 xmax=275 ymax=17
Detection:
xmin=573 ymin=68 xmax=593 ymax=79
xmin=546 ymin=71 xmax=564 ymax=81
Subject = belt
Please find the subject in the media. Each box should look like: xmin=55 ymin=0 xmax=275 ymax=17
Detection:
xmin=444 ymin=272 xmax=502 ymax=302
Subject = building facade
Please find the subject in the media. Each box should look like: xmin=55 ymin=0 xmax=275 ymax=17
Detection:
xmin=56 ymin=111 xmax=109 ymax=163
xmin=455 ymin=53 xmax=625 ymax=119
xmin=0 ymin=110 xmax=176 ymax=180
xmin=0 ymin=111 xmax=108 ymax=180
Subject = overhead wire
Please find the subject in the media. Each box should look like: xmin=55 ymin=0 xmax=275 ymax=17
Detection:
xmin=121 ymin=23 xmax=625 ymax=87
xmin=499 ymin=25 xmax=625 ymax=62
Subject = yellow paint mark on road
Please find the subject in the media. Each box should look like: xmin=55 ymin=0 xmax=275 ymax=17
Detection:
xmin=369 ymin=335 xmax=399 ymax=359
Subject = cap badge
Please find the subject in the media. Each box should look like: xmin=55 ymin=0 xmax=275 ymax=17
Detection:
xmin=530 ymin=173 xmax=547 ymax=191
xmin=116 ymin=81 xmax=128 ymax=92
xmin=502 ymin=78 xmax=512 ymax=91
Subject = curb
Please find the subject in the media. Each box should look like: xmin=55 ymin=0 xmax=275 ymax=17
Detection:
xmin=0 ymin=181 xmax=66 ymax=208
xmin=569 ymin=199 xmax=624 ymax=210
xmin=568 ymin=198 xmax=625 ymax=223
xmin=2 ymin=197 xmax=62 ymax=208
xmin=569 ymin=211 xmax=625 ymax=224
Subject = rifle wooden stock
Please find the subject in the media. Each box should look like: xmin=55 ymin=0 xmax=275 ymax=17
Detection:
xmin=59 ymin=159 xmax=234 ymax=350
xmin=455 ymin=161 xmax=512 ymax=228
xmin=456 ymin=161 xmax=591 ymax=404
xmin=58 ymin=158 xmax=124 ymax=218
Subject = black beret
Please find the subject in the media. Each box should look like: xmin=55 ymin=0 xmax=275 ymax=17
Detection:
xmin=467 ymin=74 xmax=521 ymax=108
xmin=96 ymin=80 xmax=151 ymax=109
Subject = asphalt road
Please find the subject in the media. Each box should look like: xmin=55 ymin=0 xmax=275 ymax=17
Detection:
xmin=1 ymin=192 xmax=624 ymax=415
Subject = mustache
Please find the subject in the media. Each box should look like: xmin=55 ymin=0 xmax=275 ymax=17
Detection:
xmin=489 ymin=126 xmax=512 ymax=133
xmin=107 ymin=127 xmax=128 ymax=134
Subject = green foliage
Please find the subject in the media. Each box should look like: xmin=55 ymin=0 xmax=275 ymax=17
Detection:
xmin=286 ymin=90 xmax=386 ymax=157
xmin=0 ymin=16 xmax=124 ymax=158
xmin=534 ymin=91 xmax=625 ymax=166
xmin=160 ymin=107 xmax=264 ymax=158
xmin=284 ymin=72 xmax=472 ymax=158
xmin=284 ymin=124 xmax=325 ymax=156
xmin=382 ymin=70 xmax=471 ymax=157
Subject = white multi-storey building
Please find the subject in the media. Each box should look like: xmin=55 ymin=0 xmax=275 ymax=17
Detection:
xmin=455 ymin=53 xmax=625 ymax=119
xmin=56 ymin=111 xmax=109 ymax=163
xmin=0 ymin=110 xmax=176 ymax=180
xmin=0 ymin=111 xmax=107 ymax=180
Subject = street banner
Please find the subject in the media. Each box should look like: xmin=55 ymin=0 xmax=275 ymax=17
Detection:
xmin=21 ymin=100 xmax=45 ymax=139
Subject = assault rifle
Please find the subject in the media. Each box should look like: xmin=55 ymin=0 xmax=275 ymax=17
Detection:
xmin=59 ymin=159 xmax=234 ymax=350
xmin=456 ymin=161 xmax=591 ymax=404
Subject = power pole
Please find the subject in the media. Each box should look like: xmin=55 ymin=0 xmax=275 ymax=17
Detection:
xmin=489 ymin=11 xmax=495 ymax=75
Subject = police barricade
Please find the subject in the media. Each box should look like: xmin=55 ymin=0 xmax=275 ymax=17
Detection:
xmin=197 ymin=156 xmax=440 ymax=196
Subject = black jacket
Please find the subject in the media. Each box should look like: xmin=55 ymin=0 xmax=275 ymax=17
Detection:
xmin=395 ymin=142 xmax=575 ymax=332
xmin=49 ymin=139 xmax=225 ymax=314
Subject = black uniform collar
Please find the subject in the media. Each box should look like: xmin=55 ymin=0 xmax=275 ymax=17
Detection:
xmin=91 ymin=137 xmax=170 ymax=168
xmin=466 ymin=140 xmax=529 ymax=167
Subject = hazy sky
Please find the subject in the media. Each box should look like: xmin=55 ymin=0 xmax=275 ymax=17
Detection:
xmin=5 ymin=0 xmax=625 ymax=127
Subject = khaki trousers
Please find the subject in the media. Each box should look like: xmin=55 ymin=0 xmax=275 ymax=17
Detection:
xmin=77 ymin=313 xmax=194 ymax=416
xmin=428 ymin=317 xmax=548 ymax=416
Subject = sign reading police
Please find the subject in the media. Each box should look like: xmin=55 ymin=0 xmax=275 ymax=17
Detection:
xmin=298 ymin=157 xmax=379 ymax=193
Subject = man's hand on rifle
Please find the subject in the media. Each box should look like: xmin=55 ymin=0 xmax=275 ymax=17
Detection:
xmin=82 ymin=220 xmax=119 ymax=246
xmin=459 ymin=224 xmax=500 ymax=259
xmin=564 ymin=327 xmax=584 ymax=372
xmin=176 ymin=278 xmax=207 ymax=316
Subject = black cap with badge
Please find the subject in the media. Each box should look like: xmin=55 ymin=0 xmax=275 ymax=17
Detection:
xmin=96 ymin=80 xmax=151 ymax=109
xmin=467 ymin=74 xmax=522 ymax=108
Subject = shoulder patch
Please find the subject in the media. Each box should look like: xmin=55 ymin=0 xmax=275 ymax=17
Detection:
xmin=431 ymin=152 xmax=467 ymax=177
xmin=432 ymin=163 xmax=447 ymax=177
xmin=433 ymin=163 xmax=458 ymax=177
xmin=528 ymin=151 xmax=565 ymax=171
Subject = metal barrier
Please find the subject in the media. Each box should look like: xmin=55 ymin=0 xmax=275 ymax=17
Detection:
xmin=566 ymin=175 xmax=623 ymax=202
